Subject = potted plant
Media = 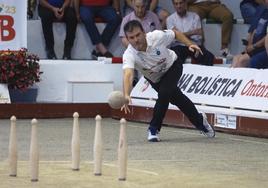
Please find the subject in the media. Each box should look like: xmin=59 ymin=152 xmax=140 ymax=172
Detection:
xmin=0 ymin=48 xmax=42 ymax=102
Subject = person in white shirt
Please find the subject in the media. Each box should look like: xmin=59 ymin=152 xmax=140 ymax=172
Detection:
xmin=121 ymin=20 xmax=215 ymax=142
xmin=167 ymin=0 xmax=214 ymax=65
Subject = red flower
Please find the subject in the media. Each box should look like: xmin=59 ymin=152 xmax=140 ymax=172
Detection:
xmin=0 ymin=48 xmax=43 ymax=91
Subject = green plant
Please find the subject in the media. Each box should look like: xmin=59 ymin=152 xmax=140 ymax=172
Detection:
xmin=0 ymin=48 xmax=42 ymax=91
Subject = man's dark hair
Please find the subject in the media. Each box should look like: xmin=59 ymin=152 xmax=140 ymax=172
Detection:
xmin=124 ymin=20 xmax=145 ymax=37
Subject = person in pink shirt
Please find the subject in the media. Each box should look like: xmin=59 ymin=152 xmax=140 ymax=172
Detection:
xmin=124 ymin=0 xmax=169 ymax=28
xmin=119 ymin=0 xmax=161 ymax=48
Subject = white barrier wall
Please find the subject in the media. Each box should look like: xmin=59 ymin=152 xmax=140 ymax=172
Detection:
xmin=36 ymin=60 xmax=123 ymax=103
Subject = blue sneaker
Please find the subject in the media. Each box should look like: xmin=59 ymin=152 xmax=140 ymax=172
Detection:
xmin=147 ymin=129 xmax=160 ymax=142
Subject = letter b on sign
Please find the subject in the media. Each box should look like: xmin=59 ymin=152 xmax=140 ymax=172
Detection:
xmin=0 ymin=15 xmax=15 ymax=41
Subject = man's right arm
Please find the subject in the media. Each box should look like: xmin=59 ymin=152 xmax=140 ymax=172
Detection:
xmin=122 ymin=68 xmax=134 ymax=114
xmin=123 ymin=68 xmax=134 ymax=99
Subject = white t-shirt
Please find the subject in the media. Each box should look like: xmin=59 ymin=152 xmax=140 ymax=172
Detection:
xmin=122 ymin=30 xmax=177 ymax=83
xmin=166 ymin=11 xmax=202 ymax=46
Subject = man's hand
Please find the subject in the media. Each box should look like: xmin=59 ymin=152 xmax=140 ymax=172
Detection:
xmin=188 ymin=44 xmax=203 ymax=56
xmin=121 ymin=96 xmax=131 ymax=114
xmin=52 ymin=7 xmax=61 ymax=19
xmin=57 ymin=7 xmax=65 ymax=19
xmin=52 ymin=7 xmax=64 ymax=20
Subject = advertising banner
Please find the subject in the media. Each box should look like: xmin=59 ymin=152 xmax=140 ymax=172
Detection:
xmin=0 ymin=0 xmax=27 ymax=50
xmin=131 ymin=64 xmax=268 ymax=112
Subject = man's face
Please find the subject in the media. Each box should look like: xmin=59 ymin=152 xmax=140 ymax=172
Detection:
xmin=133 ymin=0 xmax=146 ymax=19
xmin=173 ymin=0 xmax=187 ymax=16
xmin=125 ymin=26 xmax=147 ymax=51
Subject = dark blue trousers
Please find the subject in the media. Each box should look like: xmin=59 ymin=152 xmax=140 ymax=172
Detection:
xmin=146 ymin=59 xmax=205 ymax=134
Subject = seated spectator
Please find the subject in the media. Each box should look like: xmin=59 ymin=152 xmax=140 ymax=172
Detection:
xmin=28 ymin=0 xmax=37 ymax=19
xmin=74 ymin=0 xmax=121 ymax=59
xmin=38 ymin=0 xmax=77 ymax=59
xmin=250 ymin=33 xmax=268 ymax=68
xmin=240 ymin=0 xmax=265 ymax=25
xmin=167 ymin=0 xmax=214 ymax=66
xmin=119 ymin=0 xmax=162 ymax=47
xmin=249 ymin=50 xmax=268 ymax=68
xmin=187 ymin=0 xmax=233 ymax=58
xmin=124 ymin=0 xmax=169 ymax=28
xmin=232 ymin=4 xmax=268 ymax=69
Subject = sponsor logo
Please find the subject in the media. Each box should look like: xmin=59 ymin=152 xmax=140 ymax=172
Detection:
xmin=0 ymin=15 xmax=15 ymax=41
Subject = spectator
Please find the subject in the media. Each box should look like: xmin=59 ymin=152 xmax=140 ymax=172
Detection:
xmin=124 ymin=0 xmax=169 ymax=28
xmin=232 ymin=2 xmax=268 ymax=69
xmin=38 ymin=0 xmax=77 ymax=59
xmin=119 ymin=0 xmax=162 ymax=48
xmin=74 ymin=0 xmax=121 ymax=59
xmin=187 ymin=0 xmax=233 ymax=58
xmin=250 ymin=32 xmax=268 ymax=68
xmin=167 ymin=0 xmax=215 ymax=66
xmin=249 ymin=50 xmax=268 ymax=68
xmin=28 ymin=0 xmax=37 ymax=19
xmin=240 ymin=0 xmax=265 ymax=25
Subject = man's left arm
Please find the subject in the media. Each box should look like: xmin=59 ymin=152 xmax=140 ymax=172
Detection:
xmin=172 ymin=29 xmax=203 ymax=54
xmin=172 ymin=29 xmax=194 ymax=46
xmin=183 ymin=28 xmax=202 ymax=37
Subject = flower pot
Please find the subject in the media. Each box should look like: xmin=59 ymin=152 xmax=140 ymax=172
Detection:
xmin=9 ymin=88 xmax=38 ymax=103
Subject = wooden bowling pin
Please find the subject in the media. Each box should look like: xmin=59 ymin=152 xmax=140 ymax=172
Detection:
xmin=93 ymin=115 xmax=103 ymax=176
xmin=71 ymin=112 xmax=80 ymax=171
xmin=118 ymin=118 xmax=127 ymax=181
xmin=29 ymin=118 xmax=39 ymax=182
xmin=8 ymin=116 xmax=17 ymax=177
